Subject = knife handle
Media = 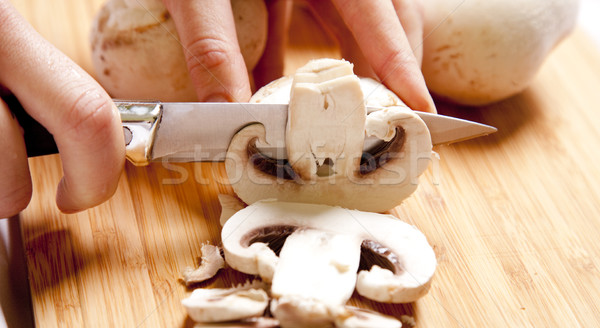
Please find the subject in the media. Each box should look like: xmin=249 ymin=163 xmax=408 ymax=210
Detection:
xmin=3 ymin=93 xmax=58 ymax=158
xmin=4 ymin=94 xmax=162 ymax=166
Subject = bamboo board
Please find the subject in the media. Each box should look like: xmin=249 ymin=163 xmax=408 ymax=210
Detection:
xmin=11 ymin=0 xmax=600 ymax=327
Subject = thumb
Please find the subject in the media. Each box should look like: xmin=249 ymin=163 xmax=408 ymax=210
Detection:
xmin=162 ymin=0 xmax=251 ymax=103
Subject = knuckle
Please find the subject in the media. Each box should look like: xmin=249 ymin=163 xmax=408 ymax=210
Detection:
xmin=378 ymin=48 xmax=415 ymax=77
xmin=62 ymin=87 xmax=116 ymax=141
xmin=0 ymin=181 xmax=32 ymax=217
xmin=184 ymin=36 xmax=235 ymax=75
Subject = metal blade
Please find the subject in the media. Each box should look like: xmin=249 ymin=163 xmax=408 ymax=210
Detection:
xmin=151 ymin=103 xmax=497 ymax=162
xmin=152 ymin=102 xmax=287 ymax=161
xmin=414 ymin=111 xmax=497 ymax=145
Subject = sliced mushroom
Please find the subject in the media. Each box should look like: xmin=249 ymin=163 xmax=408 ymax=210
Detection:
xmin=192 ymin=317 xmax=280 ymax=328
xmin=182 ymin=243 xmax=225 ymax=286
xmin=221 ymin=200 xmax=437 ymax=327
xmin=182 ymin=280 xmax=269 ymax=323
xmin=226 ymin=59 xmax=432 ymax=213
xmin=334 ymin=307 xmax=402 ymax=328
xmin=218 ymin=194 xmax=246 ymax=226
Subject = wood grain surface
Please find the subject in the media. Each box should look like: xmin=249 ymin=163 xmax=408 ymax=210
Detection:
xmin=9 ymin=0 xmax=600 ymax=327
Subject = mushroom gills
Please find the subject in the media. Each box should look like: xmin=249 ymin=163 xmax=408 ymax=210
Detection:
xmin=359 ymin=240 xmax=403 ymax=274
xmin=245 ymin=225 xmax=299 ymax=256
xmin=246 ymin=128 xmax=405 ymax=180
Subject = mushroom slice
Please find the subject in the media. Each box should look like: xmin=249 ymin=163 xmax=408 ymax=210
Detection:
xmin=218 ymin=194 xmax=246 ymax=226
xmin=192 ymin=317 xmax=280 ymax=328
xmin=221 ymin=200 xmax=436 ymax=322
xmin=334 ymin=307 xmax=401 ymax=328
xmin=182 ymin=281 xmax=269 ymax=323
xmin=226 ymin=59 xmax=432 ymax=213
xmin=182 ymin=243 xmax=225 ymax=286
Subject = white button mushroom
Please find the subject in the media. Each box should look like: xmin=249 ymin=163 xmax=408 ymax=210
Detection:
xmin=226 ymin=59 xmax=432 ymax=213
xmin=90 ymin=0 xmax=267 ymax=101
xmin=421 ymin=0 xmax=579 ymax=105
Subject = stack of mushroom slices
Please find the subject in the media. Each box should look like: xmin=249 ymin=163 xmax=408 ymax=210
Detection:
xmin=182 ymin=59 xmax=437 ymax=328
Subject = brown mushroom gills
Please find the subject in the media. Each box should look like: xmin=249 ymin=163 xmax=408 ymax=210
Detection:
xmin=242 ymin=226 xmax=402 ymax=275
xmin=246 ymin=127 xmax=406 ymax=180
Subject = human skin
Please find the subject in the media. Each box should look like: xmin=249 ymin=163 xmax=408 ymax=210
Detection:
xmin=0 ymin=0 xmax=125 ymax=217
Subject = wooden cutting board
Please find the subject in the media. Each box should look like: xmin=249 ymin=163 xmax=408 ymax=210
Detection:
xmin=11 ymin=0 xmax=600 ymax=327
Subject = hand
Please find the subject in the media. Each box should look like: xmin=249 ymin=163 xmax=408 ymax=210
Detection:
xmin=304 ymin=0 xmax=436 ymax=113
xmin=161 ymin=0 xmax=252 ymax=103
xmin=0 ymin=0 xmax=125 ymax=217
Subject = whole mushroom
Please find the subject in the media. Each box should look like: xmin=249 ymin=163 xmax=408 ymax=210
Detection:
xmin=221 ymin=200 xmax=437 ymax=328
xmin=421 ymin=0 xmax=579 ymax=105
xmin=225 ymin=59 xmax=433 ymax=213
xmin=90 ymin=0 xmax=267 ymax=101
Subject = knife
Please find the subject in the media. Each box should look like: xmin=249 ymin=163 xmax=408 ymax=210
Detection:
xmin=7 ymin=96 xmax=497 ymax=165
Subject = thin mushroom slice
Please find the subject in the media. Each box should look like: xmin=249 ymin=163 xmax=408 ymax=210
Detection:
xmin=334 ymin=307 xmax=402 ymax=328
xmin=182 ymin=243 xmax=225 ymax=286
xmin=182 ymin=281 xmax=269 ymax=323
xmin=221 ymin=200 xmax=436 ymax=326
xmin=192 ymin=317 xmax=280 ymax=328
xmin=226 ymin=58 xmax=432 ymax=213
xmin=218 ymin=194 xmax=246 ymax=226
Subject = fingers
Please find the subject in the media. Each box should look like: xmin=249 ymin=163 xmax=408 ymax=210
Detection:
xmin=392 ymin=0 xmax=425 ymax=65
xmin=0 ymin=98 xmax=32 ymax=217
xmin=0 ymin=3 xmax=125 ymax=213
xmin=253 ymin=0 xmax=293 ymax=89
xmin=304 ymin=0 xmax=376 ymax=79
xmin=162 ymin=0 xmax=251 ymax=102
xmin=332 ymin=0 xmax=436 ymax=113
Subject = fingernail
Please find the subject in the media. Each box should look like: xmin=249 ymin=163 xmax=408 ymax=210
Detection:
xmin=203 ymin=93 xmax=231 ymax=102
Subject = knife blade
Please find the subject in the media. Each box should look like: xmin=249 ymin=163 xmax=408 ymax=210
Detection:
xmin=122 ymin=101 xmax=497 ymax=164
xmin=8 ymin=97 xmax=497 ymax=165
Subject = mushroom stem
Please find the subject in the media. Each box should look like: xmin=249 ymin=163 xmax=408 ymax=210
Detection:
xmin=270 ymin=229 xmax=362 ymax=327
xmin=286 ymin=59 xmax=366 ymax=180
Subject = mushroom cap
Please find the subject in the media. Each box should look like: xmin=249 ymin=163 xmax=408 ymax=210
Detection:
xmin=421 ymin=0 xmax=579 ymax=105
xmin=90 ymin=0 xmax=267 ymax=101
xmin=221 ymin=200 xmax=437 ymax=303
